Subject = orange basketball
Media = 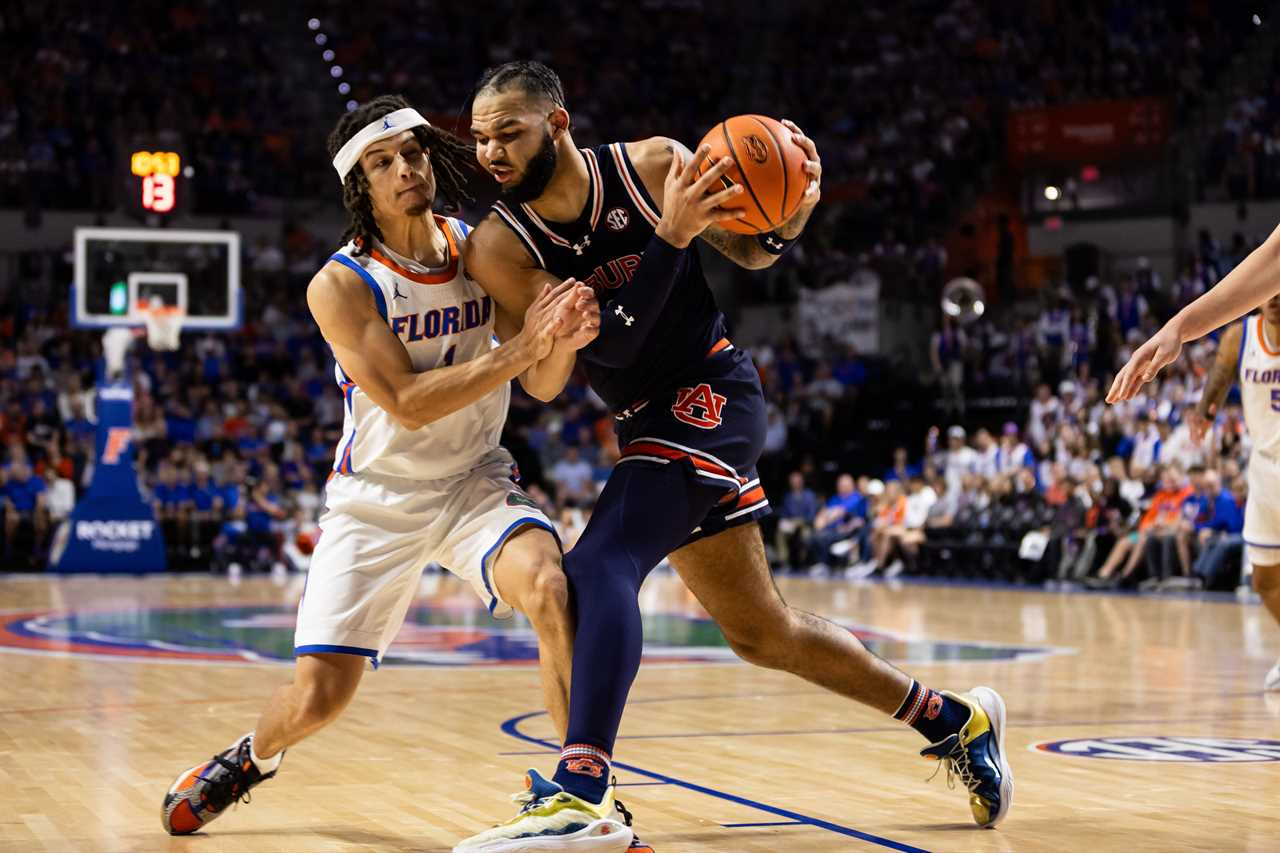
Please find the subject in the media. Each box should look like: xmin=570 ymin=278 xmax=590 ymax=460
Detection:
xmin=694 ymin=115 xmax=809 ymax=235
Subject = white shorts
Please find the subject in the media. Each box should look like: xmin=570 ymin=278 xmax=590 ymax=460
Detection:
xmin=1246 ymin=451 xmax=1280 ymax=567
xmin=293 ymin=450 xmax=558 ymax=666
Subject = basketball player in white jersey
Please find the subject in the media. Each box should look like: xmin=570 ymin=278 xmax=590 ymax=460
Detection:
xmin=161 ymin=96 xmax=600 ymax=835
xmin=1111 ymin=230 xmax=1280 ymax=692
xmin=1185 ymin=294 xmax=1280 ymax=689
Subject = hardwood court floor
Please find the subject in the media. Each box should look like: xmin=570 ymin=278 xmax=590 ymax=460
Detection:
xmin=0 ymin=571 xmax=1277 ymax=853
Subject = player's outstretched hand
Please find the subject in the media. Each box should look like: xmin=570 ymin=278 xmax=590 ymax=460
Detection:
xmin=518 ymin=280 xmax=576 ymax=362
xmin=555 ymin=281 xmax=600 ymax=351
xmin=654 ymin=144 xmax=746 ymax=249
xmin=1106 ymin=322 xmax=1183 ymax=403
xmin=781 ymin=119 xmax=822 ymax=212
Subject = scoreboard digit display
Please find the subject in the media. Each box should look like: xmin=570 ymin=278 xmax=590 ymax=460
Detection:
xmin=127 ymin=149 xmax=185 ymax=216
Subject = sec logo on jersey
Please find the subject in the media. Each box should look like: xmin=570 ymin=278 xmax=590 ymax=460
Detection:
xmin=605 ymin=206 xmax=630 ymax=232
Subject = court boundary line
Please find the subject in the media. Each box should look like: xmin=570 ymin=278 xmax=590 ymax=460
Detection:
xmin=499 ymin=710 xmax=931 ymax=853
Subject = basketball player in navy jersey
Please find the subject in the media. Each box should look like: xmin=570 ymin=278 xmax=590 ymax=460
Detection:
xmin=454 ymin=63 xmax=1012 ymax=852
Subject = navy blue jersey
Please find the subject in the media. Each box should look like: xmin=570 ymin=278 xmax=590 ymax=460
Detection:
xmin=491 ymin=143 xmax=726 ymax=411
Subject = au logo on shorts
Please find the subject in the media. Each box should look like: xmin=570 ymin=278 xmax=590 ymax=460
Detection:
xmin=1033 ymin=736 xmax=1280 ymax=763
xmin=671 ymin=383 xmax=727 ymax=429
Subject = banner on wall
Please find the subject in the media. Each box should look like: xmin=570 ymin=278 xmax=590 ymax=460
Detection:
xmin=1008 ymin=98 xmax=1169 ymax=166
xmin=796 ymin=270 xmax=880 ymax=353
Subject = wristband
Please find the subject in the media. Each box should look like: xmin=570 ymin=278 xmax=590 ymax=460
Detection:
xmin=757 ymin=230 xmax=798 ymax=255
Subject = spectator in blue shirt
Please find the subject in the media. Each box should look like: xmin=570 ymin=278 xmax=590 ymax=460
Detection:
xmin=188 ymin=464 xmax=224 ymax=559
xmin=883 ymin=446 xmax=922 ymax=483
xmin=3 ymin=459 xmax=49 ymax=561
xmin=152 ymin=463 xmax=191 ymax=517
xmin=1192 ymin=469 xmax=1246 ymax=586
xmin=810 ymin=473 xmax=869 ymax=571
xmin=775 ymin=471 xmax=820 ymax=572
xmin=153 ymin=461 xmax=193 ymax=562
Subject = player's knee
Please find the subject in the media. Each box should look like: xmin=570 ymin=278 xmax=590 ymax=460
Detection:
xmin=722 ymin=609 xmax=797 ymax=670
xmin=294 ymin=669 xmax=360 ymax=728
xmin=523 ymin=559 xmax=570 ymax=626
xmin=1253 ymin=564 xmax=1280 ymax=596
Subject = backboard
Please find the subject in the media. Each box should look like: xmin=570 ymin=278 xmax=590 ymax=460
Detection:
xmin=72 ymin=227 xmax=241 ymax=330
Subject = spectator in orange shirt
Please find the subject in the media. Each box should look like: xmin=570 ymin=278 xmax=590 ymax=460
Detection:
xmin=1092 ymin=464 xmax=1194 ymax=587
xmin=862 ymin=479 xmax=908 ymax=575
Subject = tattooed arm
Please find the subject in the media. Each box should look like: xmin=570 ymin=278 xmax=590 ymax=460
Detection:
xmin=1189 ymin=321 xmax=1244 ymax=442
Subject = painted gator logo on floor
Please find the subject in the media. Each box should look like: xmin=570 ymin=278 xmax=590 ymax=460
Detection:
xmin=0 ymin=605 xmax=1069 ymax=667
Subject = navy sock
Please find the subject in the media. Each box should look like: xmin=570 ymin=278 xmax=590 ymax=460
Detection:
xmin=551 ymin=463 xmax=726 ymax=802
xmin=554 ymin=744 xmax=613 ymax=804
xmin=894 ymin=679 xmax=970 ymax=744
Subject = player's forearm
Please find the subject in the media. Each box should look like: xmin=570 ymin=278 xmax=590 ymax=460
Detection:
xmin=394 ymin=338 xmax=535 ymax=429
xmin=1172 ymin=225 xmax=1280 ymax=343
xmin=520 ymin=342 xmax=577 ymax=402
xmin=1196 ymin=365 xmax=1236 ymax=418
xmin=776 ymin=202 xmax=814 ymax=240
xmin=698 ymin=228 xmax=774 ymax=270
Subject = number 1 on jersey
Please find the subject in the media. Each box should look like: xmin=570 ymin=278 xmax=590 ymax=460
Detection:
xmin=443 ymin=345 xmax=456 ymax=367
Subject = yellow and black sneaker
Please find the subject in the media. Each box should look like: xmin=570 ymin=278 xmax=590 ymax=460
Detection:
xmin=919 ymin=686 xmax=1013 ymax=828
xmin=453 ymin=769 xmax=633 ymax=852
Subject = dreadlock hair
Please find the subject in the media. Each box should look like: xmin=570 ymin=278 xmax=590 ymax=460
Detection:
xmin=470 ymin=60 xmax=568 ymax=116
xmin=326 ymin=94 xmax=476 ymax=256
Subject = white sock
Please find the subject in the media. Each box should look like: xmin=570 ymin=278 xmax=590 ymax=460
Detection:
xmin=248 ymin=734 xmax=283 ymax=773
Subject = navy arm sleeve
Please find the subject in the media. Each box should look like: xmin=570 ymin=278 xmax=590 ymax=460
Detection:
xmin=584 ymin=234 xmax=685 ymax=368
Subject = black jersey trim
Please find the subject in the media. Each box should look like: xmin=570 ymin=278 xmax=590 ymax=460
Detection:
xmin=491 ymin=202 xmax=547 ymax=269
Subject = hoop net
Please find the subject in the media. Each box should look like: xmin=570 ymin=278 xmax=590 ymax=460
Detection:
xmin=138 ymin=303 xmax=184 ymax=351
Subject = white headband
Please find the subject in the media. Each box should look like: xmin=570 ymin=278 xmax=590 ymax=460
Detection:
xmin=332 ymin=107 xmax=431 ymax=182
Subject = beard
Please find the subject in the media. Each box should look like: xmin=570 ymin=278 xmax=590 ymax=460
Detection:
xmin=499 ymin=130 xmax=558 ymax=204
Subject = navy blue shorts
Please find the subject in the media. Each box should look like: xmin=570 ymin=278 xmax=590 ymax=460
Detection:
xmin=612 ymin=340 xmax=770 ymax=547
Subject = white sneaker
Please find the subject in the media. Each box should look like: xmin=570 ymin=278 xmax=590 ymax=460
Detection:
xmin=1265 ymin=660 xmax=1280 ymax=692
xmin=846 ymin=560 xmax=878 ymax=580
xmin=829 ymin=539 xmax=855 ymax=557
xmin=883 ymin=559 xmax=905 ymax=579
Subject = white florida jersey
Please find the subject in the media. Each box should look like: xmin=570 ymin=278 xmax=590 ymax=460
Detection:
xmin=1238 ymin=313 xmax=1280 ymax=456
xmin=327 ymin=215 xmax=509 ymax=480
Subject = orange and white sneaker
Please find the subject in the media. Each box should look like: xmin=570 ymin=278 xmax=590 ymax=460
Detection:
xmin=161 ymin=733 xmax=280 ymax=835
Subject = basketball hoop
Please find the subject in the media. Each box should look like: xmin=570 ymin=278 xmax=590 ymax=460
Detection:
xmin=138 ymin=302 xmax=184 ymax=351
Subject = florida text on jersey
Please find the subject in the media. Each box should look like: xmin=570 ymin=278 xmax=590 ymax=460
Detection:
xmin=326 ymin=215 xmax=508 ymax=479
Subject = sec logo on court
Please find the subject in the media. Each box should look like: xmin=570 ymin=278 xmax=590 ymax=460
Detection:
xmin=1033 ymin=736 xmax=1280 ymax=763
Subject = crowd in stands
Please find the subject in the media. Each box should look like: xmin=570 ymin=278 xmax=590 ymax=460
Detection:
xmin=0 ymin=1 xmax=1272 ymax=590
xmin=770 ymin=223 xmax=1262 ymax=590
xmin=1 ymin=1 xmax=1257 ymax=257
xmin=1203 ymin=43 xmax=1280 ymax=202
xmin=0 ymin=220 xmax=1263 ymax=598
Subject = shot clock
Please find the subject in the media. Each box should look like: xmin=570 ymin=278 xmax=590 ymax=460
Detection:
xmin=126 ymin=148 xmax=187 ymax=216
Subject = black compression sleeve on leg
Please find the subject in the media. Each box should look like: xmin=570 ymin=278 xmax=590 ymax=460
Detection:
xmin=552 ymin=462 xmax=726 ymax=800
